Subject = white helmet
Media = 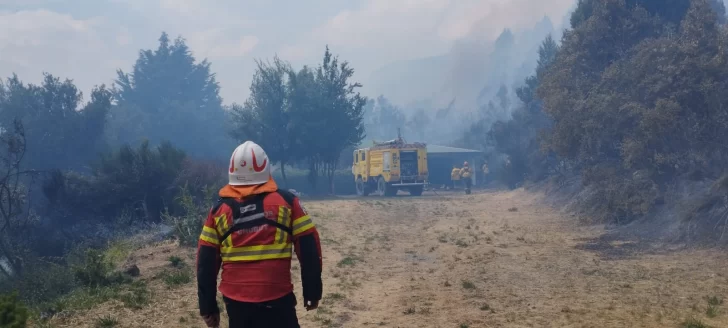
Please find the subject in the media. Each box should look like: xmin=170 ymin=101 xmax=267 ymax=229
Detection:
xmin=228 ymin=141 xmax=271 ymax=185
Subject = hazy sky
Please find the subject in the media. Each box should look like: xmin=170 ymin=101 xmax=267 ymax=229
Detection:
xmin=0 ymin=0 xmax=576 ymax=105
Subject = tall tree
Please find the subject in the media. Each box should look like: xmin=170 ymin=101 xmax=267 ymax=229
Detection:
xmin=312 ymin=46 xmax=366 ymax=194
xmin=0 ymin=74 xmax=110 ymax=171
xmin=111 ymin=32 xmax=232 ymax=160
xmin=287 ymin=66 xmax=322 ymax=189
xmin=487 ymin=35 xmax=560 ymax=186
xmin=230 ymin=57 xmax=296 ymax=186
xmin=367 ymin=96 xmax=405 ymax=141
xmin=536 ymin=0 xmax=728 ymax=224
xmin=407 ymin=109 xmax=431 ymax=142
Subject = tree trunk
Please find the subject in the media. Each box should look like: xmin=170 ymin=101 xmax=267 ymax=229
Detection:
xmin=327 ymin=160 xmax=337 ymax=195
xmin=307 ymin=159 xmax=319 ymax=192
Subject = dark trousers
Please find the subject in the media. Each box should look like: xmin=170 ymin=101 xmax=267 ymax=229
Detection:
xmin=463 ymin=178 xmax=472 ymax=191
xmin=224 ymin=293 xmax=300 ymax=328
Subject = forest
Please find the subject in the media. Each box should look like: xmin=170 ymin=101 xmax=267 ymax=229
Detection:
xmin=462 ymin=0 xmax=728 ymax=239
xmin=2 ymin=0 xmax=728 ymax=324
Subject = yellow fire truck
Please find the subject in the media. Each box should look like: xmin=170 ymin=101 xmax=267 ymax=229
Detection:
xmin=352 ymin=133 xmax=429 ymax=196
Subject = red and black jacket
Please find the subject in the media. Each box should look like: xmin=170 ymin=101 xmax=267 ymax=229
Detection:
xmin=197 ymin=181 xmax=322 ymax=315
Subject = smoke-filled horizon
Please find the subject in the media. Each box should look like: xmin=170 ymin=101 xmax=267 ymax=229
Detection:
xmin=0 ymin=0 xmax=575 ymax=107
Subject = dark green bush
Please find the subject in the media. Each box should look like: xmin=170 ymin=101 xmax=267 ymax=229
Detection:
xmin=0 ymin=292 xmax=28 ymax=328
xmin=3 ymin=259 xmax=77 ymax=305
xmin=69 ymin=248 xmax=130 ymax=288
xmin=162 ymin=184 xmax=212 ymax=247
xmin=44 ymin=141 xmax=187 ymax=224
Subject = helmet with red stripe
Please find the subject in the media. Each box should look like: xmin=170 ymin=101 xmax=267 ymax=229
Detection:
xmin=228 ymin=141 xmax=270 ymax=185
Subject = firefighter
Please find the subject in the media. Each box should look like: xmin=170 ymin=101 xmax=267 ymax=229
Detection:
xmin=460 ymin=161 xmax=472 ymax=194
xmin=450 ymin=164 xmax=461 ymax=190
xmin=197 ymin=141 xmax=323 ymax=328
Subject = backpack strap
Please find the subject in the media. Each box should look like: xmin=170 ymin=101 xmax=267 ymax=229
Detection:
xmin=217 ymin=192 xmax=294 ymax=243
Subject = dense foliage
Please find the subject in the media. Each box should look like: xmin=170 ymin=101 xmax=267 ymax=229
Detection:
xmin=231 ymin=47 xmax=366 ymax=193
xmin=0 ymin=74 xmax=111 ymax=171
xmin=111 ymin=32 xmax=233 ymax=160
xmin=464 ymin=0 xmax=728 ymax=229
xmin=0 ymin=292 xmax=28 ymax=328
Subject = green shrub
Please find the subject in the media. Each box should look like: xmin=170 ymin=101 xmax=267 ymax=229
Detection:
xmin=162 ymin=184 xmax=214 ymax=247
xmin=117 ymin=281 xmax=151 ymax=309
xmin=43 ymin=141 xmax=187 ymax=224
xmin=4 ymin=259 xmax=77 ymax=305
xmin=160 ymin=269 xmax=193 ymax=287
xmin=167 ymin=256 xmax=185 ymax=268
xmin=0 ymin=292 xmax=29 ymax=328
xmin=579 ymin=166 xmax=660 ymax=224
xmin=69 ymin=248 xmax=129 ymax=288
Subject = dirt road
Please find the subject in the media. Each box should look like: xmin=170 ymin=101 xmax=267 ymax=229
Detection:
xmin=56 ymin=189 xmax=728 ymax=328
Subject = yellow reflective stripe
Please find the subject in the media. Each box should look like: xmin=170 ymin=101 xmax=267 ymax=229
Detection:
xmin=221 ymin=244 xmax=292 ymax=261
xmin=199 ymin=226 xmax=220 ymax=245
xmin=274 ymin=207 xmax=282 ymax=244
xmin=202 ymin=226 xmax=218 ymax=236
xmin=292 ymin=216 xmax=314 ymax=236
xmin=214 ymin=213 xmax=231 ymax=246
xmin=220 ymin=243 xmax=289 ymax=253
xmin=276 ymin=207 xmax=290 ymax=244
xmin=292 ymin=215 xmax=310 ymax=226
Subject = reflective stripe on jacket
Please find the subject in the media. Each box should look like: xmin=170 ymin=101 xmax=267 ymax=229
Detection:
xmin=451 ymin=168 xmax=461 ymax=180
xmin=196 ymin=178 xmax=322 ymax=315
xmin=460 ymin=167 xmax=472 ymax=178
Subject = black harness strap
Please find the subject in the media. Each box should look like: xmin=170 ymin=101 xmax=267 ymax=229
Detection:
xmin=217 ymin=191 xmax=294 ymax=243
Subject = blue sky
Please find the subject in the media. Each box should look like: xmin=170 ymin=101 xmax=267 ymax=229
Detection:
xmin=0 ymin=0 xmax=575 ymax=104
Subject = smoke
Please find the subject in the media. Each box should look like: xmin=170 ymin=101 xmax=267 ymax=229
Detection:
xmin=366 ymin=1 xmax=574 ymax=145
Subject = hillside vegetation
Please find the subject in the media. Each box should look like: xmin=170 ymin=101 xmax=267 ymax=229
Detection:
xmin=462 ymin=0 xmax=728 ymax=243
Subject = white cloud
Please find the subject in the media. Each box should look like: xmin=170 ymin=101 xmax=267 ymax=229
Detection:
xmin=0 ymin=0 xmax=576 ymax=105
xmin=0 ymin=9 xmax=135 ymax=103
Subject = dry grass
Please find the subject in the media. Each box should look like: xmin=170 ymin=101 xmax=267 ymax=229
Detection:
xmin=37 ymin=189 xmax=728 ymax=328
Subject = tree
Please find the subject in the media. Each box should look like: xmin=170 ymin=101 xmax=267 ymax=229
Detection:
xmin=312 ymin=46 xmax=366 ymax=194
xmin=0 ymin=292 xmax=28 ymax=328
xmin=230 ymin=57 xmax=296 ymax=186
xmin=287 ymin=66 xmax=322 ymax=189
xmin=407 ymin=109 xmax=431 ymax=141
xmin=112 ymin=32 xmax=232 ymax=160
xmin=535 ymin=0 xmax=728 ymax=224
xmin=366 ymin=96 xmax=405 ymax=141
xmin=0 ymin=74 xmax=111 ymax=171
xmin=486 ymin=35 xmax=560 ymax=187
xmin=0 ymin=120 xmax=38 ymax=279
